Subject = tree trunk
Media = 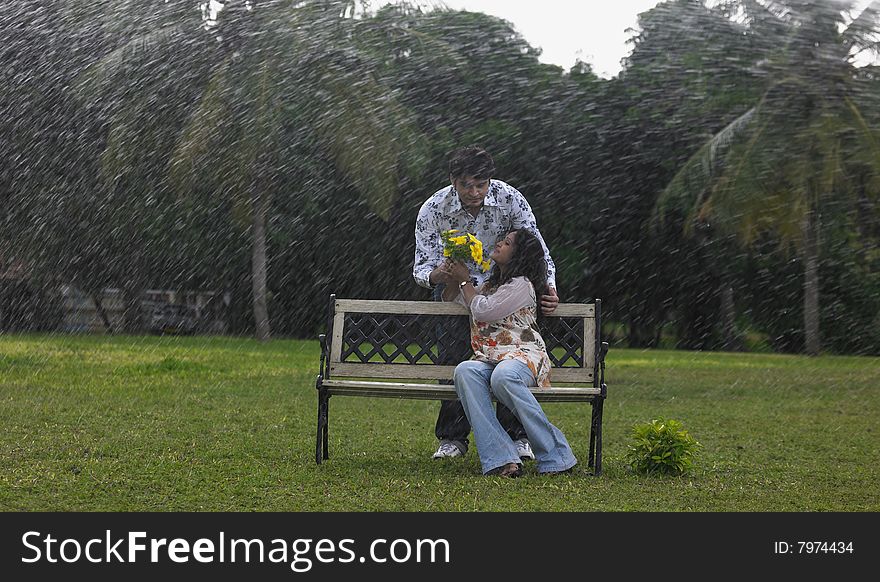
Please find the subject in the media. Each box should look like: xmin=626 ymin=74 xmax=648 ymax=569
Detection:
xmin=121 ymin=284 xmax=144 ymax=334
xmin=251 ymin=188 xmax=271 ymax=341
xmin=627 ymin=319 xmax=657 ymax=348
xmin=803 ymin=212 xmax=820 ymax=356
xmin=719 ymin=282 xmax=739 ymax=351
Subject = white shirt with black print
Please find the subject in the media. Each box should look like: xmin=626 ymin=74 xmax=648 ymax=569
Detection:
xmin=413 ymin=179 xmax=557 ymax=290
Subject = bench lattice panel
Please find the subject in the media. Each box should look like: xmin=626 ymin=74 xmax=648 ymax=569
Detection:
xmin=340 ymin=313 xmax=584 ymax=368
xmin=340 ymin=313 xmax=470 ymax=364
xmin=543 ymin=317 xmax=585 ymax=368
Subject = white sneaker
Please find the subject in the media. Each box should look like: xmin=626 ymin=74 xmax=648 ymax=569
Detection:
xmin=432 ymin=441 xmax=463 ymax=459
xmin=515 ymin=438 xmax=535 ymax=461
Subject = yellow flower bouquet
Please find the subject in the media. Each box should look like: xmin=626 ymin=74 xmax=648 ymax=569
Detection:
xmin=441 ymin=229 xmax=491 ymax=272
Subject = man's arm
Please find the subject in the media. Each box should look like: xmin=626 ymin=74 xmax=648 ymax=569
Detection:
xmin=413 ymin=202 xmax=448 ymax=289
xmin=507 ymin=186 xmax=558 ymax=291
xmin=505 ymin=185 xmax=559 ymax=314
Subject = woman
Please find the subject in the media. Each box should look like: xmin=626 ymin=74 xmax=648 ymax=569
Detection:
xmin=441 ymin=228 xmax=578 ymax=477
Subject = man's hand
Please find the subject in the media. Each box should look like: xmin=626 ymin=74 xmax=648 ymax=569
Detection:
xmin=429 ymin=262 xmax=454 ymax=287
xmin=541 ymin=286 xmax=559 ymax=316
xmin=441 ymin=260 xmax=470 ymax=285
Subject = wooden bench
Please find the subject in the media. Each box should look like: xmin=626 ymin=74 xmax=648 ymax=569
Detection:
xmin=315 ymin=294 xmax=609 ymax=474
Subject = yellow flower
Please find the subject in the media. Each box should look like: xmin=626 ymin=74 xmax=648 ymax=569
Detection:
xmin=441 ymin=230 xmax=489 ymax=270
xmin=470 ymin=239 xmax=483 ymax=264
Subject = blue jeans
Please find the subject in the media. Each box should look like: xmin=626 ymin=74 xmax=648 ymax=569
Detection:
xmin=454 ymin=359 xmax=578 ymax=475
xmin=432 ymin=284 xmax=526 ymax=454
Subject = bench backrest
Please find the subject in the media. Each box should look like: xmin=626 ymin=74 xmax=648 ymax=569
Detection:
xmin=322 ymin=297 xmax=601 ymax=387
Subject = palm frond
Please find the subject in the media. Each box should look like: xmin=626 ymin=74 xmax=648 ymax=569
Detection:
xmin=311 ymin=68 xmax=426 ymax=221
xmin=843 ymin=94 xmax=880 ymax=199
xmin=701 ymin=112 xmax=776 ymax=243
xmin=74 ymin=24 xmax=188 ymax=102
xmin=99 ymin=105 xmax=141 ymax=184
xmin=655 ymin=70 xmax=844 ymax=248
xmin=167 ymin=59 xmax=233 ymax=191
xmin=704 ymin=80 xmax=841 ymax=247
xmin=844 ymin=94 xmax=880 ymax=172
xmin=652 ymin=106 xmax=757 ymax=230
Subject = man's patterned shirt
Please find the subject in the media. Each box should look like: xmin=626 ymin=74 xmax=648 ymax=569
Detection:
xmin=413 ymin=179 xmax=556 ymax=290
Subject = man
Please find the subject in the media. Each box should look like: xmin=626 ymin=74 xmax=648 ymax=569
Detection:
xmin=413 ymin=145 xmax=559 ymax=460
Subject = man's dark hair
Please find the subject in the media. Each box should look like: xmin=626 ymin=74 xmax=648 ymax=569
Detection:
xmin=448 ymin=145 xmax=495 ymax=180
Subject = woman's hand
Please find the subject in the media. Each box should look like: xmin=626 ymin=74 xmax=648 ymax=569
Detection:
xmin=439 ymin=260 xmax=473 ymax=303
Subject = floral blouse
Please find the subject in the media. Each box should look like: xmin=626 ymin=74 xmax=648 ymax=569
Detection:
xmin=456 ymin=276 xmax=552 ymax=388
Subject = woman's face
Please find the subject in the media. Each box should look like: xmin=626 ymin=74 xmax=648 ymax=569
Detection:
xmin=490 ymin=231 xmax=517 ymax=266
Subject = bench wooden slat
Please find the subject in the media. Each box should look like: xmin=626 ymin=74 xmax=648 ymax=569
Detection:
xmin=334 ymin=298 xmax=594 ymax=318
xmin=329 ymin=362 xmax=593 ymax=383
xmin=322 ymin=379 xmax=600 ymax=402
xmin=583 ymin=316 xmax=595 ymax=374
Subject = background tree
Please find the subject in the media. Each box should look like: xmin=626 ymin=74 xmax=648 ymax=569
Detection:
xmin=588 ymin=0 xmax=765 ymax=348
xmin=76 ymin=0 xmax=427 ymax=339
xmin=1 ymin=0 xmax=201 ymax=332
xmin=656 ymin=0 xmax=880 ymax=355
xmin=3 ymin=0 xmax=878 ymax=353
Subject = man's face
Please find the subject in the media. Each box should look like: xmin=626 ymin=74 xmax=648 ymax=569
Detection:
xmin=451 ymin=175 xmax=491 ymax=212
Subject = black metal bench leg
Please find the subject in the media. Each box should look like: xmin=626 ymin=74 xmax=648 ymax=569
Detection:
xmin=592 ymin=398 xmax=604 ymax=476
xmin=322 ymin=394 xmax=329 ymax=461
xmin=588 ymin=400 xmax=598 ymax=468
xmin=315 ymin=390 xmax=323 ymax=465
xmin=316 ymin=388 xmax=329 ymax=465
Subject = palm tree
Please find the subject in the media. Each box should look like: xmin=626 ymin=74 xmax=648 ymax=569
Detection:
xmin=655 ymin=0 xmax=880 ymax=355
xmin=76 ymin=0 xmax=427 ymax=340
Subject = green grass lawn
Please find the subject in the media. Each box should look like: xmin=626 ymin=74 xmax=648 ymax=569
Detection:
xmin=1 ymin=333 xmax=877 ymax=511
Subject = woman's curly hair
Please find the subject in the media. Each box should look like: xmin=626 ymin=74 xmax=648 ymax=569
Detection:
xmin=485 ymin=228 xmax=548 ymax=322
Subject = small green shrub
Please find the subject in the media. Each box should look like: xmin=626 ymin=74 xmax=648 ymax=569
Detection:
xmin=626 ymin=419 xmax=702 ymax=476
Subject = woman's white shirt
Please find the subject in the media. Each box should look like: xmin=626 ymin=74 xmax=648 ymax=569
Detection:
xmin=457 ymin=276 xmax=535 ymax=321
